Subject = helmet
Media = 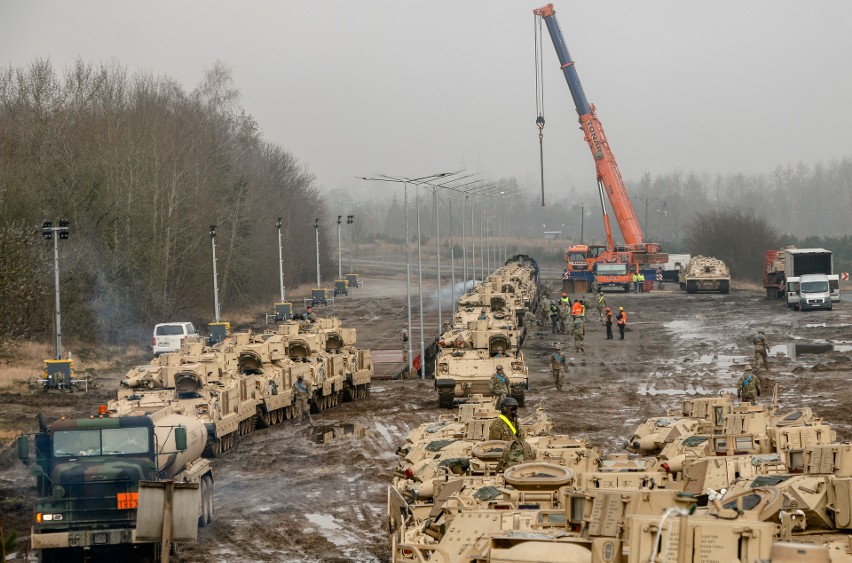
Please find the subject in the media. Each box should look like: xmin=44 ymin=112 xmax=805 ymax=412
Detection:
xmin=496 ymin=364 xmax=504 ymax=371
xmin=297 ymin=374 xmax=304 ymax=380
xmin=618 ymin=307 xmax=624 ymax=311
xmin=404 ymin=323 xmax=408 ymax=327
xmin=605 ymin=307 xmax=611 ymax=311
xmin=554 ymin=343 xmax=562 ymax=349
xmin=745 ymin=365 xmax=753 ymax=371
xmin=562 ymin=292 xmax=567 ymax=297
xmin=500 ymin=397 xmax=519 ymax=409
xmin=758 ymin=330 xmax=765 ymax=334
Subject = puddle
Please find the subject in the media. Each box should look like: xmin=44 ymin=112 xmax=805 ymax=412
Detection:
xmin=769 ymin=342 xmax=852 ymax=360
xmin=306 ymin=423 xmax=367 ymax=444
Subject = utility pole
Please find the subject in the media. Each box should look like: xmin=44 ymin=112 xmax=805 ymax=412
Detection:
xmin=210 ymin=225 xmax=221 ymax=323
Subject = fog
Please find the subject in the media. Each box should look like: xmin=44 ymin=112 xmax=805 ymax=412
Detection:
xmin=3 ymin=1 xmax=852 ymax=201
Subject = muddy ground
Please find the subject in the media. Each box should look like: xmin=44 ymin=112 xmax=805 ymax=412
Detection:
xmin=1 ymin=273 xmax=850 ymax=562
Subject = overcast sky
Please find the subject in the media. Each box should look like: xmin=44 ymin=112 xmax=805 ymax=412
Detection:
xmin=4 ymin=1 xmax=852 ymax=204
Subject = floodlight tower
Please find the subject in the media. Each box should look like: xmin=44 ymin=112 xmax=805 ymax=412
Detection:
xmin=41 ymin=219 xmax=70 ymax=359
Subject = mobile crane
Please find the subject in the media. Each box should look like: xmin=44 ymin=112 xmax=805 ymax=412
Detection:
xmin=534 ymin=4 xmax=666 ymax=292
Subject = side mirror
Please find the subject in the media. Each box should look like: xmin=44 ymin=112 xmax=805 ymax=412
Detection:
xmin=17 ymin=435 xmax=29 ymax=462
xmin=174 ymin=427 xmax=187 ymax=452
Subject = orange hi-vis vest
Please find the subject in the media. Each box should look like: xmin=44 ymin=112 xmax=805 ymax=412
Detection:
xmin=617 ymin=311 xmax=627 ymax=325
xmin=571 ymin=302 xmax=583 ymax=316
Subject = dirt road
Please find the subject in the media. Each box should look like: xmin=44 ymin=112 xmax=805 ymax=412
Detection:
xmin=2 ymin=273 xmax=850 ymax=562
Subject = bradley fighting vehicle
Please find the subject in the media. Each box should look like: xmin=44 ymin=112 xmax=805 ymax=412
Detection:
xmin=678 ymin=255 xmax=731 ymax=294
xmin=434 ymin=322 xmax=528 ymax=408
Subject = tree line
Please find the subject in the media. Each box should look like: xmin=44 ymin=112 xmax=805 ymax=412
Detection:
xmin=0 ymin=60 xmax=332 ymax=355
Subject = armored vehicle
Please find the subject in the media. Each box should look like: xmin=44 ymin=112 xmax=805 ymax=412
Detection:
xmin=678 ymin=255 xmax=731 ymax=294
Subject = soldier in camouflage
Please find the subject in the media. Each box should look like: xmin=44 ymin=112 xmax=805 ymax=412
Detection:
xmin=489 ymin=365 xmax=510 ymax=406
xmin=753 ymin=330 xmax=769 ymax=371
xmin=487 ymin=398 xmax=534 ymax=471
xmin=596 ymin=291 xmax=606 ymax=319
xmin=573 ymin=318 xmax=585 ymax=352
xmin=488 ymin=397 xmax=523 ymax=441
xmin=548 ymin=343 xmax=567 ymax=391
xmin=523 ymin=307 xmax=534 ymax=339
xmin=292 ymin=374 xmax=313 ymax=425
xmin=737 ymin=365 xmax=762 ymax=404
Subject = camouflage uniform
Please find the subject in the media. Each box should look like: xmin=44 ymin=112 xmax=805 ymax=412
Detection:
xmin=596 ymin=292 xmax=606 ymax=319
xmin=523 ymin=308 xmax=534 ymax=339
xmin=573 ymin=319 xmax=585 ymax=352
xmin=753 ymin=332 xmax=769 ymax=371
xmin=401 ymin=324 xmax=409 ymax=364
xmin=498 ymin=437 xmax=535 ymax=471
xmin=558 ymin=302 xmax=570 ymax=334
xmin=488 ymin=414 xmax=524 ymax=441
xmin=737 ymin=367 xmax=762 ymax=403
xmin=548 ymin=347 xmax=567 ymax=391
xmin=292 ymin=378 xmax=313 ymax=424
xmin=489 ymin=367 xmax=510 ymax=406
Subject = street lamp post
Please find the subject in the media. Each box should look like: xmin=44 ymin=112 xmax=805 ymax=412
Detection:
xmin=314 ymin=218 xmax=321 ymax=288
xmin=357 ymin=171 xmax=456 ymax=379
xmin=347 ymin=215 xmax=354 ymax=274
xmin=210 ymin=225 xmax=221 ymax=323
xmin=41 ymin=219 xmax=70 ymax=359
xmin=404 ymin=184 xmax=413 ymax=374
xmin=462 ymin=195 xmax=468 ymax=292
xmin=276 ymin=217 xmax=285 ymax=301
xmin=337 ymin=215 xmax=343 ymax=280
xmin=581 ymin=204 xmax=585 ymax=244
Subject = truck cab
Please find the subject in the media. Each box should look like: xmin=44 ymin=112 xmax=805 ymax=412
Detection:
xmin=788 ymin=274 xmax=833 ymax=311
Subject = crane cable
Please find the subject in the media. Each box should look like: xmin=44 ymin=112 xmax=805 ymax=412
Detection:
xmin=534 ymin=13 xmax=546 ymax=207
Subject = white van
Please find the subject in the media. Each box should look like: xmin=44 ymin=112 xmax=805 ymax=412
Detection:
xmin=152 ymin=322 xmax=198 ymax=355
xmin=787 ymin=274 xmax=833 ymax=311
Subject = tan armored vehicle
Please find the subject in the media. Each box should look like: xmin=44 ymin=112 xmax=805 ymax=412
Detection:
xmin=110 ymin=349 xmax=257 ymax=456
xmin=626 ymin=394 xmax=733 ymax=454
xmin=678 ymin=254 xmax=731 ymax=293
xmin=434 ymin=348 xmax=528 ymax=408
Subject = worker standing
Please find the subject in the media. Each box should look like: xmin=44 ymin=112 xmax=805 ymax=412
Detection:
xmin=753 ymin=330 xmax=769 ymax=371
xmin=401 ymin=323 xmax=409 ymax=365
xmin=548 ymin=343 xmax=567 ymax=391
xmin=616 ymin=306 xmax=627 ymax=340
xmin=596 ymin=291 xmax=606 ymax=319
xmin=292 ymin=375 xmax=314 ymax=426
xmin=632 ymin=272 xmax=640 ymax=293
xmin=549 ymin=302 xmax=560 ymax=334
xmin=638 ymin=271 xmax=646 ymax=293
xmin=604 ymin=307 xmax=614 ymax=339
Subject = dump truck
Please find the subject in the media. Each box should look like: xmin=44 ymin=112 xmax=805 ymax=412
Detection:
xmin=16 ymin=408 xmax=212 ymax=562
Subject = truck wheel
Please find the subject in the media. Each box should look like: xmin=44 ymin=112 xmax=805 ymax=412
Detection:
xmin=686 ymin=281 xmax=697 ymax=294
xmin=199 ymin=477 xmax=211 ymax=527
xmin=204 ymin=475 xmax=214 ymax=525
xmin=719 ymin=280 xmax=730 ymax=294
